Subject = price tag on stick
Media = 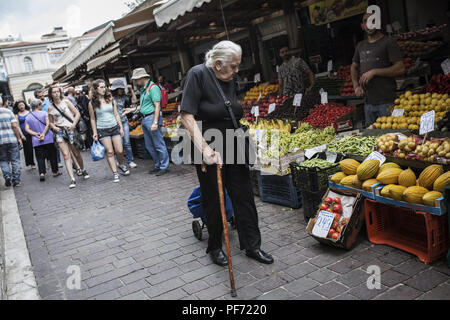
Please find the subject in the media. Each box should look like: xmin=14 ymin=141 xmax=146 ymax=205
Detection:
xmin=364 ymin=151 xmax=386 ymax=165
xmin=254 ymin=73 xmax=261 ymax=83
xmin=293 ymin=94 xmax=303 ymax=107
xmin=392 ymin=109 xmax=404 ymax=117
xmin=420 ymin=111 xmax=435 ymax=135
xmin=320 ymin=92 xmax=328 ymax=104
xmin=312 ymin=211 xmax=335 ymax=238
xmin=268 ymin=103 xmax=276 ymax=114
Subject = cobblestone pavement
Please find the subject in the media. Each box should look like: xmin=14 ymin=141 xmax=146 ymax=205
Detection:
xmin=11 ymin=151 xmax=450 ymax=300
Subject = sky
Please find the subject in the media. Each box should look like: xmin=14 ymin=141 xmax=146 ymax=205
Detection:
xmin=0 ymin=0 xmax=131 ymax=41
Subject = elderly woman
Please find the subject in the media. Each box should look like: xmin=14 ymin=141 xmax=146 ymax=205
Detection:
xmin=25 ymin=100 xmax=61 ymax=181
xmin=180 ymin=41 xmax=274 ymax=266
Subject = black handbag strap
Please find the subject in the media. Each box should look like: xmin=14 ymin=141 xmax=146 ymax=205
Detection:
xmin=206 ymin=67 xmax=240 ymax=130
xmin=52 ymin=102 xmax=74 ymax=124
xmin=29 ymin=111 xmax=47 ymax=127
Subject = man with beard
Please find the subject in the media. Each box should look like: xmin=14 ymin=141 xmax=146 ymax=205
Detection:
xmin=351 ymin=11 xmax=405 ymax=125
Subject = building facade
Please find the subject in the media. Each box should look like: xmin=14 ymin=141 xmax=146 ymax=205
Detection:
xmin=0 ymin=28 xmax=71 ymax=101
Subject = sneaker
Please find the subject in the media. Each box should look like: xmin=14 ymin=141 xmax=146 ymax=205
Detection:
xmin=148 ymin=168 xmax=160 ymax=174
xmin=128 ymin=162 xmax=137 ymax=169
xmin=53 ymin=172 xmax=62 ymax=178
xmin=69 ymin=180 xmax=76 ymax=189
xmin=118 ymin=165 xmax=130 ymax=176
xmin=40 ymin=174 xmax=46 ymax=182
xmin=5 ymin=177 xmax=11 ymax=187
xmin=13 ymin=181 xmax=21 ymax=187
xmin=76 ymin=169 xmax=83 ymax=176
xmin=113 ymin=172 xmax=120 ymax=183
xmin=58 ymin=163 xmax=64 ymax=168
xmin=82 ymin=170 xmax=90 ymax=180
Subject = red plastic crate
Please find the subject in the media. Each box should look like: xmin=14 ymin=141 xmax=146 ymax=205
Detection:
xmin=365 ymin=199 xmax=449 ymax=264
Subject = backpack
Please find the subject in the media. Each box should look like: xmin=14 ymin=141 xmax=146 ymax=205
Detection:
xmin=148 ymin=83 xmax=168 ymax=109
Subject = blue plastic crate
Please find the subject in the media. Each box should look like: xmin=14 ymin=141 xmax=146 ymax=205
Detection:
xmin=258 ymin=174 xmax=302 ymax=209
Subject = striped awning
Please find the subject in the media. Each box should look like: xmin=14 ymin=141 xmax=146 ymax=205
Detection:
xmin=154 ymin=0 xmax=212 ymax=27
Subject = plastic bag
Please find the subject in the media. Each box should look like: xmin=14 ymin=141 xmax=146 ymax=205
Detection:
xmin=91 ymin=141 xmax=106 ymax=161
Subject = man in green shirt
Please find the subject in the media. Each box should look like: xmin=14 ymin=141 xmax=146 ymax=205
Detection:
xmin=129 ymin=68 xmax=170 ymax=175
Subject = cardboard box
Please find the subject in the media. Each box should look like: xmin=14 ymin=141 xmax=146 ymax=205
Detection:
xmin=256 ymin=150 xmax=305 ymax=176
xmin=306 ymin=187 xmax=365 ymax=250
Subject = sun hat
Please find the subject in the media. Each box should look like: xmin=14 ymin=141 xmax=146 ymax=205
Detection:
xmin=110 ymin=79 xmax=127 ymax=91
xmin=131 ymin=68 xmax=151 ymax=80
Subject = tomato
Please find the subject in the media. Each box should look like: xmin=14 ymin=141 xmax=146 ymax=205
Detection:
xmin=327 ymin=228 xmax=336 ymax=238
xmin=320 ymin=203 xmax=329 ymax=211
xmin=333 ymin=204 xmax=343 ymax=213
xmin=340 ymin=218 xmax=349 ymax=226
xmin=331 ymin=232 xmax=340 ymax=240
xmin=332 ymin=221 xmax=339 ymax=229
xmin=333 ymin=197 xmax=341 ymax=205
xmin=336 ymin=225 xmax=343 ymax=233
xmin=325 ymin=197 xmax=333 ymax=204
xmin=334 ymin=213 xmax=341 ymax=222
xmin=327 ymin=209 xmax=334 ymax=213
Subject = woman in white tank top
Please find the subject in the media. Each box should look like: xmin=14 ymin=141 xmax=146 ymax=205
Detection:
xmin=48 ymin=85 xmax=90 ymax=189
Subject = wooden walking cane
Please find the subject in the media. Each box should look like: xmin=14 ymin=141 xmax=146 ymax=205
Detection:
xmin=217 ymin=165 xmax=237 ymax=297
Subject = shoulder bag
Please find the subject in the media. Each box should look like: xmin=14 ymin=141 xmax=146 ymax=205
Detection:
xmin=52 ymin=103 xmax=84 ymax=149
xmin=205 ymin=67 xmax=256 ymax=168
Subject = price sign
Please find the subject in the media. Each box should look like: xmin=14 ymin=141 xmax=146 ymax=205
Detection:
xmin=178 ymin=105 xmax=181 ymax=113
xmin=397 ymin=133 xmax=408 ymax=141
xmin=441 ymin=58 xmax=450 ymax=75
xmin=293 ymin=94 xmax=303 ymax=107
xmin=276 ymin=65 xmax=280 ymax=73
xmin=364 ymin=151 xmax=386 ymax=165
xmin=253 ymin=106 xmax=260 ymax=118
xmin=312 ymin=211 xmax=335 ymax=238
xmin=392 ymin=109 xmax=404 ymax=117
xmin=327 ymin=60 xmax=333 ymax=72
xmin=255 ymin=129 xmax=263 ymax=143
xmin=305 ymin=144 xmax=327 ymax=159
xmin=420 ymin=111 xmax=435 ymax=135
xmin=268 ymin=103 xmax=276 ymax=114
xmin=320 ymin=92 xmax=328 ymax=104
xmin=326 ymin=151 xmax=338 ymax=163
xmin=254 ymin=73 xmax=261 ymax=83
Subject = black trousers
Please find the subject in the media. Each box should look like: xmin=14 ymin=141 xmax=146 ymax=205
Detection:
xmin=34 ymin=143 xmax=58 ymax=175
xmin=23 ymin=134 xmax=35 ymax=166
xmin=195 ymin=164 xmax=261 ymax=253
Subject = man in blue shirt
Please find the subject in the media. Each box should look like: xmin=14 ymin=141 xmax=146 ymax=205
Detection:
xmin=34 ymin=89 xmax=51 ymax=113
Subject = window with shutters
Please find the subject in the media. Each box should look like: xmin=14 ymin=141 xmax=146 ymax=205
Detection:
xmin=24 ymin=57 xmax=34 ymax=72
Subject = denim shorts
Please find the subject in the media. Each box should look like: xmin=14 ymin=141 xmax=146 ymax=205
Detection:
xmin=98 ymin=125 xmax=121 ymax=140
xmin=55 ymin=127 xmax=75 ymax=144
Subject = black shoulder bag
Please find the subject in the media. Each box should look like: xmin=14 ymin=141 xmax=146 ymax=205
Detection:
xmin=205 ymin=67 xmax=256 ymax=168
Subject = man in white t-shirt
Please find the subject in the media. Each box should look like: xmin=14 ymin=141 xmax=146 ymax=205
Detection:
xmin=0 ymin=96 xmax=23 ymax=187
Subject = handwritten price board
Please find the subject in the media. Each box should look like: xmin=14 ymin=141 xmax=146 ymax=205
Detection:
xmin=320 ymin=92 xmax=328 ymax=104
xmin=254 ymin=73 xmax=261 ymax=83
xmin=364 ymin=151 xmax=386 ymax=165
xmin=312 ymin=211 xmax=335 ymax=238
xmin=268 ymin=103 xmax=276 ymax=114
xmin=420 ymin=111 xmax=435 ymax=135
xmin=293 ymin=94 xmax=303 ymax=107
xmin=391 ymin=109 xmax=404 ymax=117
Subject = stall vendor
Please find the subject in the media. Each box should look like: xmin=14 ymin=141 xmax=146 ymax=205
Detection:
xmin=351 ymin=12 xmax=405 ymax=125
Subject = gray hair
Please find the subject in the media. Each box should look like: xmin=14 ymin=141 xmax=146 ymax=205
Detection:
xmin=30 ymin=99 xmax=42 ymax=111
xmin=205 ymin=41 xmax=242 ymax=68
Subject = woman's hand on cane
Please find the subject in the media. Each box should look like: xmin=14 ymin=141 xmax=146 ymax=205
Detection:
xmin=203 ymin=147 xmax=223 ymax=168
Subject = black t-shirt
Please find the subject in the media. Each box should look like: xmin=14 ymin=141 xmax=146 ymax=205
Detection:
xmin=353 ymin=35 xmax=403 ymax=105
xmin=181 ymin=63 xmax=243 ymax=132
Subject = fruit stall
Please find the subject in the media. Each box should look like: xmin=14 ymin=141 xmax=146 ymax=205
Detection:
xmin=240 ymin=67 xmax=450 ymax=263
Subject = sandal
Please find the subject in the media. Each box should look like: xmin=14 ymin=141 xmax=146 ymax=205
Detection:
xmin=53 ymin=172 xmax=62 ymax=177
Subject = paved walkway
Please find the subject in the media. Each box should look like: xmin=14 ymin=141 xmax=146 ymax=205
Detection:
xmin=10 ymin=151 xmax=450 ymax=300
